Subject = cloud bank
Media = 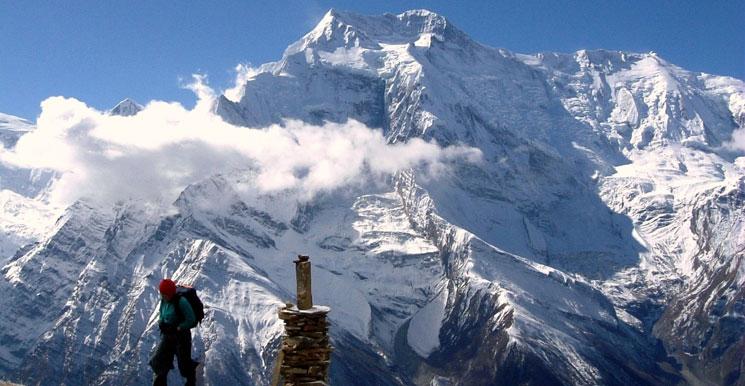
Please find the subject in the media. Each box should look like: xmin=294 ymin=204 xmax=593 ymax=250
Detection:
xmin=0 ymin=76 xmax=481 ymax=208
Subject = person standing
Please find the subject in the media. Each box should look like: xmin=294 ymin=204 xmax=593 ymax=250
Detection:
xmin=149 ymin=278 xmax=198 ymax=386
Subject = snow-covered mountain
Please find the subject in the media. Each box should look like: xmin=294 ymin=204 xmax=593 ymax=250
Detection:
xmin=0 ymin=114 xmax=57 ymax=261
xmin=2 ymin=9 xmax=745 ymax=385
xmin=108 ymin=98 xmax=143 ymax=117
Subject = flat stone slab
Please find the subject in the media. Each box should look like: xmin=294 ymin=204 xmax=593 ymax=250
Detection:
xmin=280 ymin=305 xmax=331 ymax=315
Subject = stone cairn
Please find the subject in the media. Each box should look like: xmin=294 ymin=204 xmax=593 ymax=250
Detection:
xmin=272 ymin=255 xmax=332 ymax=386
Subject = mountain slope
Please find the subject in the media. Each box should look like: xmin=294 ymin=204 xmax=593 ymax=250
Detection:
xmin=0 ymin=114 xmax=58 ymax=261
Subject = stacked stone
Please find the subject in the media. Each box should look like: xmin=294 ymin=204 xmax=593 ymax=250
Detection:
xmin=278 ymin=304 xmax=332 ymax=386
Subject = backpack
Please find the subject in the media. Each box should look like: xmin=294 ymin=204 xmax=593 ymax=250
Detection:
xmin=174 ymin=285 xmax=205 ymax=328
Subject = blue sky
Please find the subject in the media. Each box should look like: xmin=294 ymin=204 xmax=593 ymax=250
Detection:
xmin=1 ymin=0 xmax=742 ymax=120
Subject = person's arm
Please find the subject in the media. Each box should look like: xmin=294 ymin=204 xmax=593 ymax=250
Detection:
xmin=177 ymin=297 xmax=196 ymax=330
xmin=158 ymin=300 xmax=175 ymax=336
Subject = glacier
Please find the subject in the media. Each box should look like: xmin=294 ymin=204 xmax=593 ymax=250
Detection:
xmin=1 ymin=8 xmax=744 ymax=386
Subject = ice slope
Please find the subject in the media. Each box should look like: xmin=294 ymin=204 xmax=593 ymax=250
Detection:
xmin=599 ymin=146 xmax=745 ymax=384
xmin=1 ymin=8 xmax=745 ymax=386
xmin=393 ymin=171 xmax=681 ymax=385
xmin=521 ymin=48 xmax=745 ymax=383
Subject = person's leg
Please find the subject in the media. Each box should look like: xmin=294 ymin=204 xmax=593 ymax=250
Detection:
xmin=176 ymin=330 xmax=197 ymax=386
xmin=150 ymin=334 xmax=177 ymax=386
xmin=153 ymin=372 xmax=168 ymax=386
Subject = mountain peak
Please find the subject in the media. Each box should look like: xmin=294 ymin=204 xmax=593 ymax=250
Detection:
xmin=109 ymin=98 xmax=143 ymax=117
xmin=326 ymin=8 xmax=447 ymax=29
xmin=0 ymin=112 xmax=33 ymax=148
xmin=287 ymin=9 xmax=470 ymax=55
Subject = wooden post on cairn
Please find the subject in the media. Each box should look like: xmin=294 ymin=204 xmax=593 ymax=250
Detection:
xmin=272 ymin=255 xmax=332 ymax=386
xmin=295 ymin=255 xmax=313 ymax=310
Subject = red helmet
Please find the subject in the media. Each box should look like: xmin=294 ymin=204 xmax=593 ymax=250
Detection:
xmin=159 ymin=278 xmax=177 ymax=297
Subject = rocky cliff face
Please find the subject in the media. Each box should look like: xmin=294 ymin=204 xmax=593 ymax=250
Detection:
xmin=1 ymin=8 xmax=744 ymax=386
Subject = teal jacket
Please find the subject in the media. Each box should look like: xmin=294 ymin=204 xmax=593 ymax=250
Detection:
xmin=159 ymin=296 xmax=195 ymax=330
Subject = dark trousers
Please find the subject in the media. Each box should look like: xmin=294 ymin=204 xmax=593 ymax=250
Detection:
xmin=149 ymin=329 xmax=197 ymax=386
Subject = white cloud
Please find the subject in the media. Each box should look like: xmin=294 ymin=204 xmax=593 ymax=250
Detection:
xmin=0 ymin=77 xmax=481 ymax=209
xmin=726 ymin=127 xmax=745 ymax=153
xmin=223 ymin=64 xmax=262 ymax=102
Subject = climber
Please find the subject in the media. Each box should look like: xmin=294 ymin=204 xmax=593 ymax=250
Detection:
xmin=149 ymin=278 xmax=198 ymax=386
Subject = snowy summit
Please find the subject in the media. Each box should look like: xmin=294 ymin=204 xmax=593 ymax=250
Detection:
xmin=109 ymin=98 xmax=143 ymax=117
